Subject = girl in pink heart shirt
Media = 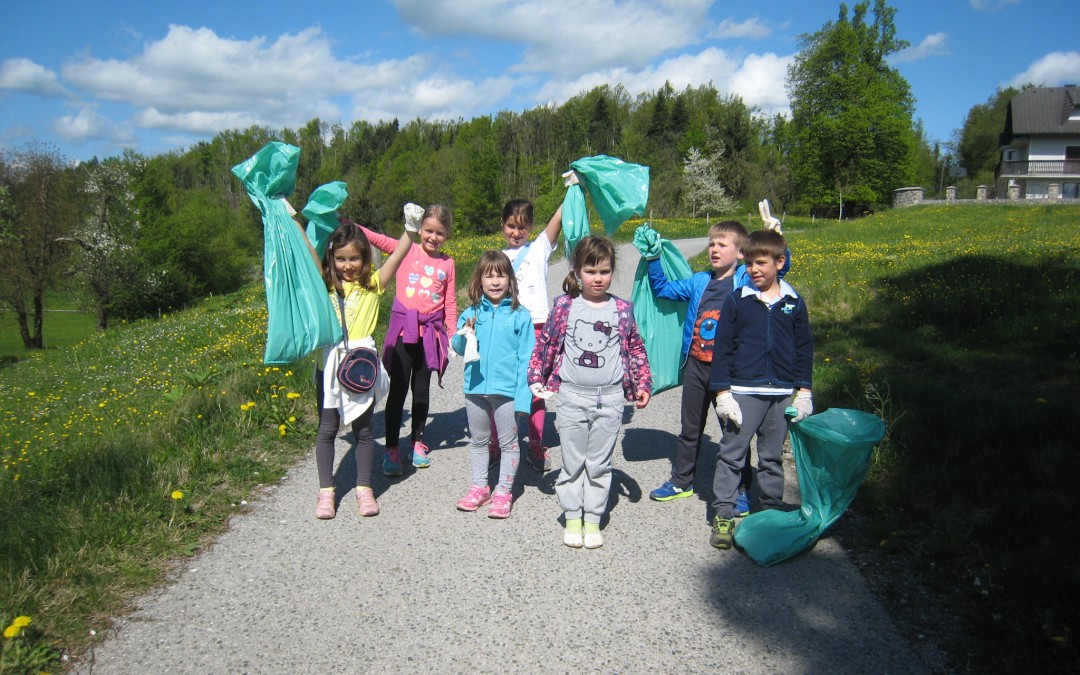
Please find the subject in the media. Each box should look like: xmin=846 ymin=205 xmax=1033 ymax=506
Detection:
xmin=353 ymin=205 xmax=457 ymax=475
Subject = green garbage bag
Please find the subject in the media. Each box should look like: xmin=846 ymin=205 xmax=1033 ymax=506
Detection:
xmin=733 ymin=408 xmax=886 ymax=567
xmin=570 ymin=155 xmax=650 ymax=234
xmin=302 ymin=181 xmax=348 ymax=257
xmin=631 ymin=224 xmax=692 ymax=394
xmin=232 ymin=142 xmax=341 ymax=365
xmin=561 ymin=185 xmax=589 ymax=259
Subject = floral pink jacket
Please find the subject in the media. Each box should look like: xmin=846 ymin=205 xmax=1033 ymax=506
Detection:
xmin=527 ymin=294 xmax=652 ymax=402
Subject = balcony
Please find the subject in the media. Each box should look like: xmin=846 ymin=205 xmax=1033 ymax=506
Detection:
xmin=998 ymin=159 xmax=1080 ymax=177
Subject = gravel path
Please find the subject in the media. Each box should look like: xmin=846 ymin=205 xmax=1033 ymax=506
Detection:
xmin=79 ymin=238 xmax=931 ymax=674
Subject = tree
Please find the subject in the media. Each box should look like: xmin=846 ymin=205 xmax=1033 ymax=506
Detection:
xmin=683 ymin=147 xmax=736 ymax=217
xmin=786 ymin=0 xmax=917 ymax=208
xmin=67 ymin=154 xmax=143 ymax=330
xmin=955 ymin=87 xmax=1020 ymax=187
xmin=0 ymin=144 xmax=80 ymax=348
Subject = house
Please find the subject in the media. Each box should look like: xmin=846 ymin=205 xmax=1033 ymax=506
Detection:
xmin=998 ymin=86 xmax=1080 ymax=199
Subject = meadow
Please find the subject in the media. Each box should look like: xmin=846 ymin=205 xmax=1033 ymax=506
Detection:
xmin=1 ymin=204 xmax=1078 ymax=673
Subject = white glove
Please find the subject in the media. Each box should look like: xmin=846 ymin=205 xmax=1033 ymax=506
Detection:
xmin=714 ymin=392 xmax=743 ymax=427
xmin=279 ymin=198 xmax=298 ymax=217
xmin=758 ymin=199 xmax=782 ymax=233
xmin=529 ymin=382 xmax=555 ymax=400
xmin=790 ymin=391 xmax=813 ymax=423
xmin=462 ymin=329 xmax=480 ymax=363
xmin=403 ymin=202 xmax=424 ymax=233
xmin=561 ymin=170 xmax=582 ymax=187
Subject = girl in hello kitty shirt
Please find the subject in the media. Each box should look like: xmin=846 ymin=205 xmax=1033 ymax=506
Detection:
xmin=527 ymin=235 xmax=651 ymax=549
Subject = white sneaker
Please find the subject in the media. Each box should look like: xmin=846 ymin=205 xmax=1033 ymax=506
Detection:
xmin=583 ymin=522 xmax=603 ymax=549
xmin=564 ymin=518 xmax=583 ymax=548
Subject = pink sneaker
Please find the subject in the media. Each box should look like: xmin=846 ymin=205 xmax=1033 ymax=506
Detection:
xmin=315 ymin=490 xmax=336 ymax=519
xmin=456 ymin=485 xmax=491 ymax=512
xmin=412 ymin=441 xmax=431 ymax=468
xmin=355 ymin=487 xmax=379 ymax=517
xmin=488 ymin=490 xmax=513 ymax=519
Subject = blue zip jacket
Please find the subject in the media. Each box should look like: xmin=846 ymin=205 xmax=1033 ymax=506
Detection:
xmin=451 ymin=296 xmax=535 ymax=414
xmin=708 ymin=280 xmax=814 ymax=393
xmin=647 ymin=252 xmax=790 ymax=360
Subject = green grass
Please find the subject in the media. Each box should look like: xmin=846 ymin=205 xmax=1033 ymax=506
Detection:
xmin=2 ymin=209 xmax=1079 ymax=672
xmin=0 ymin=311 xmax=97 ymax=362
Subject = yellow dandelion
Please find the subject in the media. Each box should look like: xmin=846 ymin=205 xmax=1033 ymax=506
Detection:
xmin=171 ymin=490 xmax=184 ymax=500
xmin=278 ymin=425 xmax=287 ymax=437
xmin=286 ymin=392 xmax=301 ymax=400
xmin=12 ymin=616 xmax=30 ymax=628
xmin=3 ymin=624 xmax=20 ymax=639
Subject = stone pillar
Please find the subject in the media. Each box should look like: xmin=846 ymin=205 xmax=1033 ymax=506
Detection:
xmin=1008 ymin=183 xmax=1020 ymax=200
xmin=945 ymin=186 xmax=956 ymax=202
xmin=976 ymin=185 xmax=988 ymax=201
xmin=1048 ymin=183 xmax=1061 ymax=199
xmin=892 ymin=187 xmax=924 ymax=208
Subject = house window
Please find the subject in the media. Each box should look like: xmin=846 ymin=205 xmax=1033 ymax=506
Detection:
xmin=1067 ymin=147 xmax=1080 ymax=174
xmin=1004 ymin=149 xmax=1017 ymax=161
xmin=1063 ymin=182 xmax=1079 ymax=199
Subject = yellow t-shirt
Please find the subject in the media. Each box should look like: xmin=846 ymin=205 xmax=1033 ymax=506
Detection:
xmin=334 ymin=273 xmax=383 ymax=341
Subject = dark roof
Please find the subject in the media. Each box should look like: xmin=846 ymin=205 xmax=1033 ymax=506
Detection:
xmin=1004 ymin=86 xmax=1080 ymax=136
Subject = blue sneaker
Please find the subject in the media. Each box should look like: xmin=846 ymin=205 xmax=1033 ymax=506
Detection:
xmin=734 ymin=487 xmax=750 ymax=517
xmin=382 ymin=447 xmax=403 ymax=477
xmin=649 ymin=481 xmax=694 ymax=502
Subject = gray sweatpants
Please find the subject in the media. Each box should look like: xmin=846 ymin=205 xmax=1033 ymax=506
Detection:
xmin=464 ymin=394 xmax=519 ymax=493
xmin=711 ymin=393 xmax=792 ymax=519
xmin=554 ymin=383 xmax=624 ymax=524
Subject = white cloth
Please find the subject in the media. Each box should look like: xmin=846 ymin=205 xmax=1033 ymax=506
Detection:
xmin=504 ymin=231 xmax=556 ymax=324
xmin=320 ymin=335 xmax=389 ymax=425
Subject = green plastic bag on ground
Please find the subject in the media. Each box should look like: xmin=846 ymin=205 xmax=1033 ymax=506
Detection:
xmin=232 ymin=142 xmax=341 ymax=364
xmin=302 ymin=181 xmax=348 ymax=257
xmin=570 ymin=155 xmax=650 ymax=234
xmin=631 ymin=224 xmax=692 ymax=394
xmin=733 ymin=408 xmax=886 ymax=567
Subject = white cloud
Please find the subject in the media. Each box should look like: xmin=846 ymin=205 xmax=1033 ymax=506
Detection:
xmin=52 ymin=24 xmax=465 ymax=140
xmin=391 ymin=0 xmax=715 ymax=76
xmin=709 ymin=17 xmax=772 ymax=40
xmin=534 ymin=47 xmax=793 ymax=118
xmin=1007 ymin=51 xmax=1080 ymax=87
xmin=352 ymin=74 xmax=517 ymax=123
xmin=0 ymin=58 xmax=73 ymax=99
xmin=969 ymin=0 xmax=1021 ymax=11
xmin=53 ymin=107 xmax=134 ymax=144
xmin=892 ymin=33 xmax=951 ymax=64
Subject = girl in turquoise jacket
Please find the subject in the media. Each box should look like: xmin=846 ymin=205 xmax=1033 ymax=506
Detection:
xmin=450 ymin=251 xmax=535 ymax=518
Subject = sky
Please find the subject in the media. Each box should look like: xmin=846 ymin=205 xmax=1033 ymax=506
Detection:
xmin=2 ymin=0 xmax=1079 ymax=163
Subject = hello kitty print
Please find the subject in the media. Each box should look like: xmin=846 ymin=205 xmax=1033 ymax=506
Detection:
xmin=560 ymin=298 xmax=624 ymax=387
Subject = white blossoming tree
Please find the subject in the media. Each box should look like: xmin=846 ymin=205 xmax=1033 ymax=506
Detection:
xmin=683 ymin=146 xmax=736 ymax=218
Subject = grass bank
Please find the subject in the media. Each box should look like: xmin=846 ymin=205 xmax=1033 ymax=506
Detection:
xmin=2 ymin=206 xmax=1077 ymax=672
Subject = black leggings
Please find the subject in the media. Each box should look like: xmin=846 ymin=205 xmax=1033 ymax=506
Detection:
xmin=315 ymin=371 xmax=375 ymax=489
xmin=383 ymin=337 xmax=431 ymax=449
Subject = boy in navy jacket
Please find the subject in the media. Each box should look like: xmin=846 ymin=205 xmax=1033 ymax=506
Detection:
xmin=707 ymin=229 xmax=813 ymax=550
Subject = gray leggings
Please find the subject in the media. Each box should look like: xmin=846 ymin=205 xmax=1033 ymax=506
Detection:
xmin=464 ymin=394 xmax=519 ymax=493
xmin=315 ymin=370 xmax=375 ymax=489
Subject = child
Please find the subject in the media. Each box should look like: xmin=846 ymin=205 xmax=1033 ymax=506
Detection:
xmin=300 ymin=219 xmax=413 ymax=520
xmin=361 ymin=205 xmax=458 ymax=476
xmin=708 ymin=229 xmax=813 ymax=549
xmin=450 ymin=251 xmax=535 ymax=518
xmin=646 ymin=221 xmax=789 ymax=514
xmin=528 ymin=235 xmax=652 ymax=549
xmin=497 ymin=200 xmax=565 ymax=471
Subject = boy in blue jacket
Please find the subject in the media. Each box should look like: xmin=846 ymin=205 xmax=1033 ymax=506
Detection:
xmin=708 ymin=229 xmax=813 ymax=549
xmin=646 ymin=220 xmax=788 ymax=515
